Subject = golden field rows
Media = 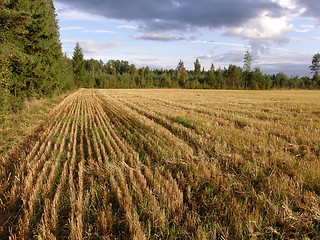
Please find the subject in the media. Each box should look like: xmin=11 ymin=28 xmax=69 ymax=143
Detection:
xmin=0 ymin=89 xmax=319 ymax=239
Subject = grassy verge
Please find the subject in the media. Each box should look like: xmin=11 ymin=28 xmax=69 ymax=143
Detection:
xmin=0 ymin=92 xmax=72 ymax=158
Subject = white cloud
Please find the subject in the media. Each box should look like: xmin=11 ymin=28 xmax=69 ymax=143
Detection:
xmin=271 ymin=0 xmax=296 ymax=10
xmin=132 ymin=33 xmax=179 ymax=41
xmin=61 ymin=39 xmax=123 ymax=55
xmin=82 ymin=30 xmax=117 ymax=34
xmin=55 ymin=2 xmax=106 ymax=21
xmin=117 ymin=25 xmax=137 ymax=29
xmin=227 ymin=11 xmax=294 ymax=40
xmin=189 ymin=40 xmax=245 ymax=48
xmin=60 ymin=26 xmax=83 ymax=31
xmin=196 ymin=54 xmax=213 ymax=60
xmin=271 ymin=0 xmax=307 ymax=17
xmin=294 ymin=24 xmax=316 ymax=33
xmin=290 ymin=36 xmax=320 ymax=41
xmin=83 ymin=40 xmax=123 ymax=54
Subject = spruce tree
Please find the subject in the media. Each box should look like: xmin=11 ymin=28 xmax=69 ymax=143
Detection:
xmin=23 ymin=0 xmax=65 ymax=97
xmin=0 ymin=0 xmax=68 ymax=104
xmin=72 ymin=42 xmax=85 ymax=87
xmin=0 ymin=0 xmax=31 ymax=109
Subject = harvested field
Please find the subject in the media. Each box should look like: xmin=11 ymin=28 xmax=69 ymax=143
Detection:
xmin=0 ymin=89 xmax=319 ymax=239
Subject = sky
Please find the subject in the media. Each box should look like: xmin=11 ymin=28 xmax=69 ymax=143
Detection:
xmin=53 ymin=0 xmax=320 ymax=77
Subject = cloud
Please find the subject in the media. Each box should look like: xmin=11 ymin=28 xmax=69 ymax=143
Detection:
xmin=227 ymin=13 xmax=293 ymax=41
xmin=296 ymin=0 xmax=320 ymax=20
xmin=117 ymin=25 xmax=138 ymax=29
xmin=224 ymin=6 xmax=294 ymax=57
xmin=61 ymin=39 xmax=123 ymax=54
xmin=132 ymin=33 xmax=184 ymax=41
xmin=60 ymin=26 xmax=83 ymax=30
xmin=55 ymin=0 xmax=282 ymax=31
xmin=54 ymin=2 xmax=106 ymax=21
xmin=82 ymin=30 xmax=117 ymax=34
xmin=55 ymin=0 xmax=302 ymax=56
xmin=289 ymin=36 xmax=320 ymax=42
xmin=254 ymin=51 xmax=311 ymax=76
xmin=189 ymin=39 xmax=245 ymax=47
xmin=196 ymin=54 xmax=213 ymax=60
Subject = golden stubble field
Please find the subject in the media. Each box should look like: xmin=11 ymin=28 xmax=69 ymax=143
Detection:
xmin=0 ymin=89 xmax=319 ymax=239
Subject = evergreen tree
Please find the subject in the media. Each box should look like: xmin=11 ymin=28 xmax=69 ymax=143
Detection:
xmin=227 ymin=64 xmax=243 ymax=89
xmin=204 ymin=64 xmax=217 ymax=88
xmin=309 ymin=53 xmax=320 ymax=76
xmin=72 ymin=42 xmax=85 ymax=87
xmin=1 ymin=0 xmax=69 ymax=111
xmin=194 ymin=58 xmax=201 ymax=81
xmin=21 ymin=0 xmax=65 ymax=97
xmin=243 ymin=50 xmax=253 ymax=72
xmin=0 ymin=1 xmax=30 ymax=99
xmin=176 ymin=60 xmax=188 ymax=87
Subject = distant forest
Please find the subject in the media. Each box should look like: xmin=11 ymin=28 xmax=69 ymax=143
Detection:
xmin=1 ymin=0 xmax=320 ymax=113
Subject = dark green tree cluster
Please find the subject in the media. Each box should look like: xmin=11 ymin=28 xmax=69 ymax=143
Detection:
xmin=73 ymin=45 xmax=320 ymax=90
xmin=0 ymin=0 xmax=74 ymax=112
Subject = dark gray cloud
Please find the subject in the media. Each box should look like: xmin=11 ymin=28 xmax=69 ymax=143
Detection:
xmin=296 ymin=0 xmax=320 ymax=19
xmin=56 ymin=0 xmax=282 ymax=32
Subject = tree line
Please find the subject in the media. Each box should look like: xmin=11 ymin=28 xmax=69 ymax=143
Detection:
xmin=1 ymin=0 xmax=320 ymax=113
xmin=73 ymin=44 xmax=320 ymax=90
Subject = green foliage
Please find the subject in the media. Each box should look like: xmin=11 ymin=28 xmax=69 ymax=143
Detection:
xmin=0 ymin=88 xmax=24 ymax=113
xmin=72 ymin=42 xmax=85 ymax=87
xmin=227 ymin=64 xmax=243 ymax=89
xmin=0 ymin=0 xmax=73 ymax=113
xmin=71 ymin=45 xmax=319 ymax=90
xmin=243 ymin=50 xmax=253 ymax=72
xmin=176 ymin=60 xmax=188 ymax=87
xmin=194 ymin=58 xmax=201 ymax=81
xmin=75 ymin=56 xmax=320 ymax=90
xmin=172 ymin=116 xmax=193 ymax=128
xmin=309 ymin=53 xmax=320 ymax=75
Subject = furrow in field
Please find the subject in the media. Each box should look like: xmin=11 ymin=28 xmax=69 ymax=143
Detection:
xmin=101 ymin=92 xmax=211 ymax=157
xmin=93 ymin=90 xmax=190 ymax=238
xmin=110 ymin=166 xmax=146 ymax=240
xmin=1 ymin=89 xmax=319 ymax=239
xmin=117 ymin=91 xmax=320 ymax=159
xmin=108 ymin=91 xmax=320 ymax=165
xmin=36 ymin=92 xmax=82 ymax=239
xmin=96 ymin=92 xmax=195 ymax=161
xmin=115 ymin=90 xmax=312 ymax=127
xmin=32 ymin=92 xmax=81 ymax=238
xmin=93 ymin=95 xmax=157 ymax=165
xmin=91 ymin=95 xmax=127 ymax=161
xmin=4 ymin=93 xmax=78 ymax=188
xmin=0 ymin=93 xmax=81 ymax=238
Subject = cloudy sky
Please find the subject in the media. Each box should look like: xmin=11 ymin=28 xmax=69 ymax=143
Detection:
xmin=54 ymin=0 xmax=320 ymax=76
